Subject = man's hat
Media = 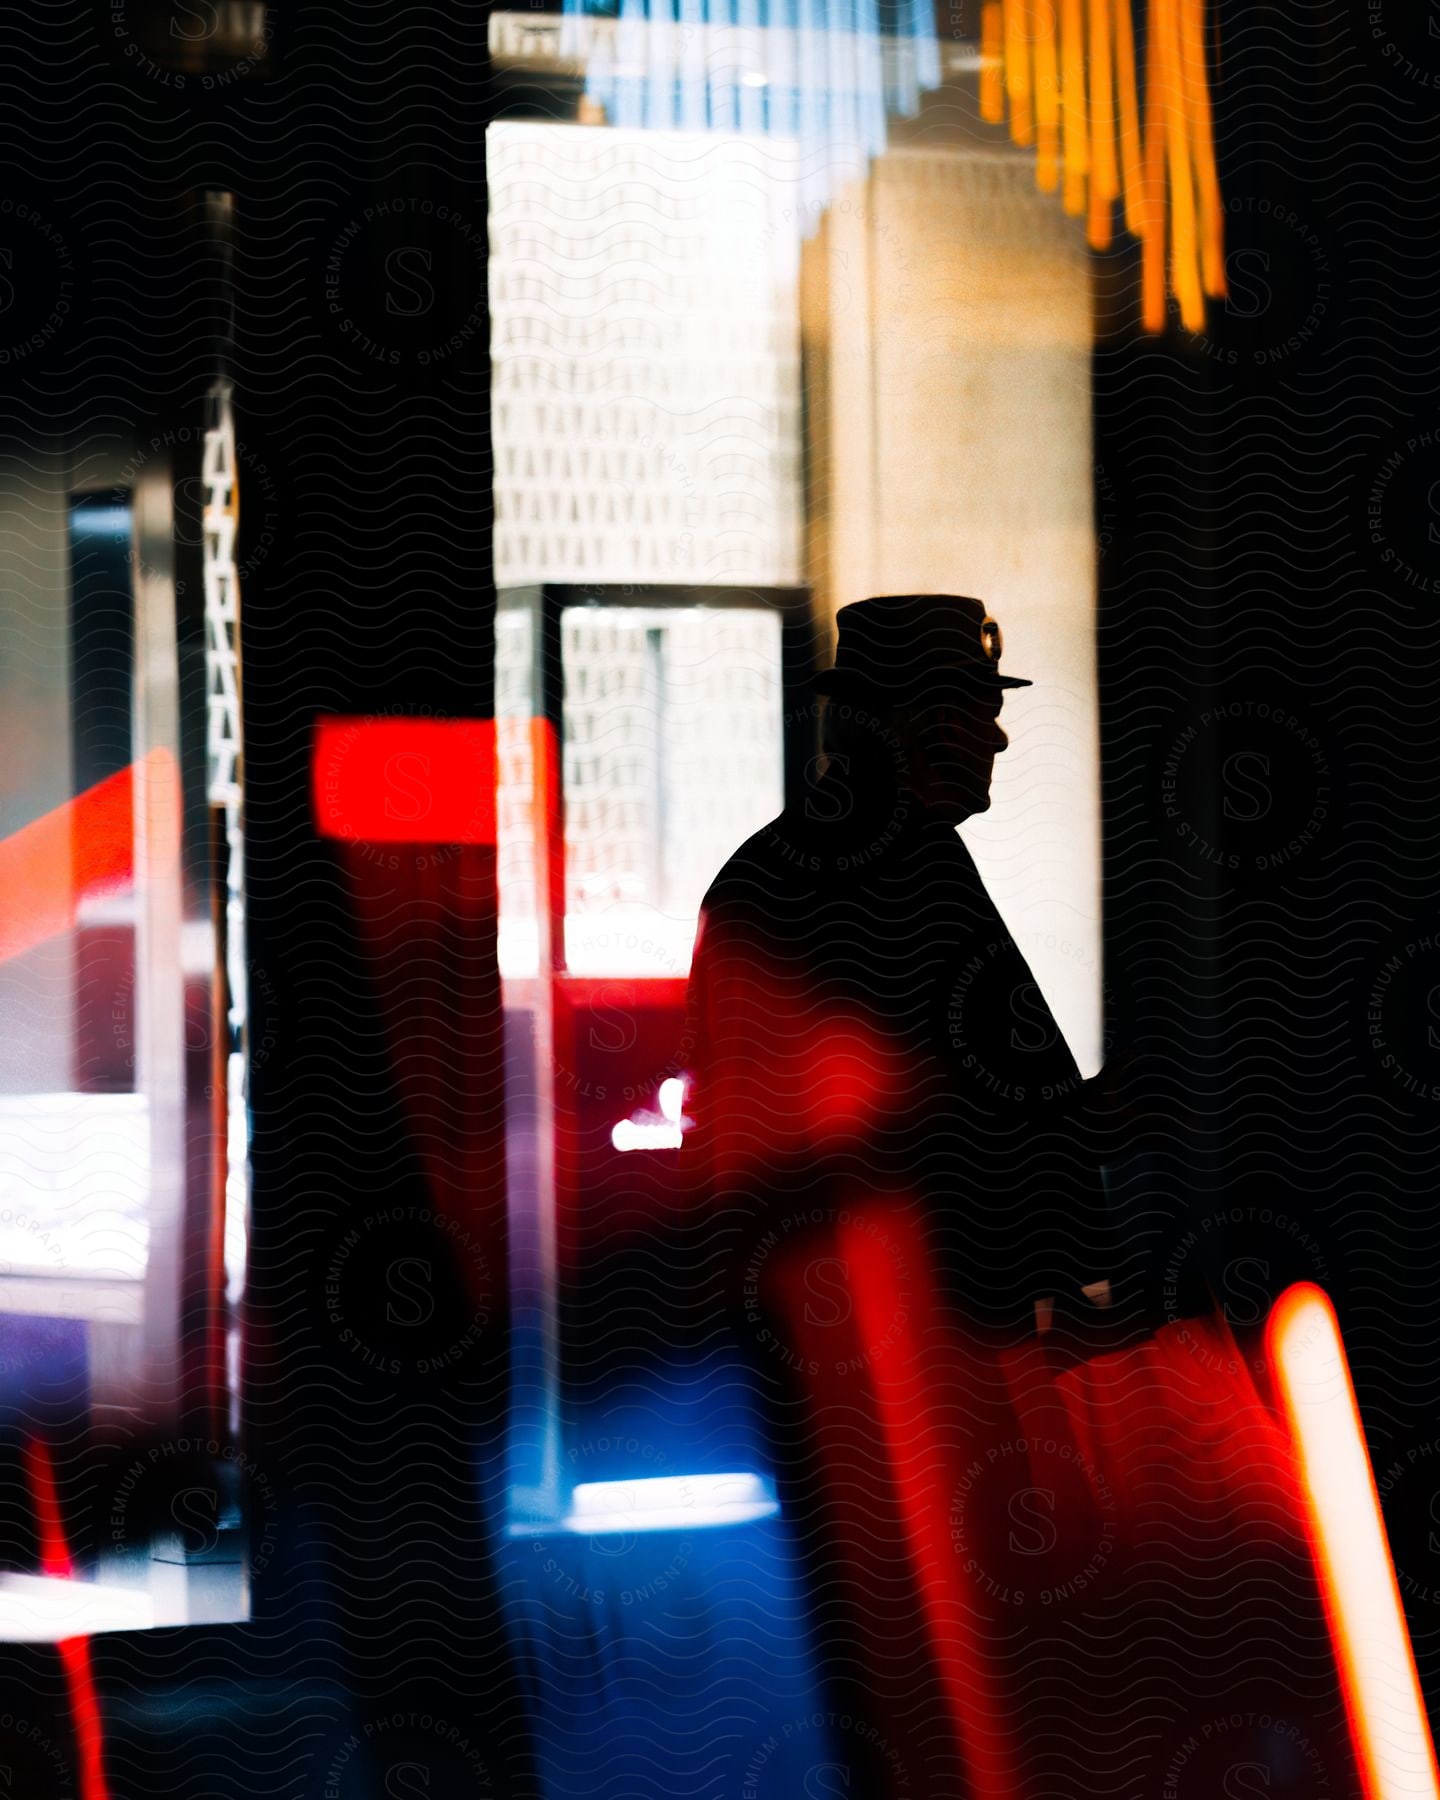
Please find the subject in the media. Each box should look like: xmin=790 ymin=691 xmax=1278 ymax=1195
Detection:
xmin=813 ymin=594 xmax=1034 ymax=704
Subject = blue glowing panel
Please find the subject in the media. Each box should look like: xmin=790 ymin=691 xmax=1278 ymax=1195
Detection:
xmin=566 ymin=1471 xmax=780 ymax=1533
xmin=562 ymin=0 xmax=942 ymax=233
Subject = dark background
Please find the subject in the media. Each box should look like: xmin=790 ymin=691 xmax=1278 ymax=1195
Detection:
xmin=0 ymin=0 xmax=1437 ymax=1791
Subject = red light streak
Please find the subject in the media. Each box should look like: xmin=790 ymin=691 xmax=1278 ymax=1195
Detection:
xmin=0 ymin=758 xmax=149 ymax=965
xmin=839 ymin=1205 xmax=1026 ymax=1800
xmin=1267 ymin=1282 xmax=1440 ymax=1800
xmin=22 ymin=1439 xmax=111 ymax=1800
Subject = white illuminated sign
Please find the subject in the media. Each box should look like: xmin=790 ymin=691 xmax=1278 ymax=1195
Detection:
xmin=488 ymin=122 xmax=802 ymax=589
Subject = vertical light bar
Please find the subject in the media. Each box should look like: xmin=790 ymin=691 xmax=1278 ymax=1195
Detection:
xmin=1267 ymin=1283 xmax=1440 ymax=1800
xmin=736 ymin=0 xmax=765 ymax=136
xmin=909 ymin=0 xmax=940 ymax=92
xmin=497 ymin=594 xmax=564 ymax=1526
xmin=1005 ymin=0 xmax=1036 ymax=147
xmin=1156 ymin=0 xmax=1203 ymax=330
xmin=680 ymin=0 xmax=710 ymax=131
xmin=616 ymin=0 xmax=649 ymax=126
xmin=1085 ymin=0 xmax=1116 ymax=247
xmin=710 ymin=0 xmax=740 ymax=131
xmin=1059 ymin=0 xmax=1088 ymax=214
xmin=132 ymin=454 xmax=186 ymax=1432
xmin=202 ymin=372 xmax=250 ymax=1436
xmin=768 ymin=0 xmax=798 ymax=136
xmin=1112 ymin=0 xmax=1144 ymax=237
xmin=1032 ymin=0 xmax=1061 ymax=192
xmin=980 ymin=2 xmax=1006 ymax=122
xmin=1138 ymin=0 xmax=1167 ymax=332
xmin=1177 ymin=0 xmax=1225 ymax=297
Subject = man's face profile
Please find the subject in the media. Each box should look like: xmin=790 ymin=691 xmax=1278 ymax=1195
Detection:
xmin=897 ymin=689 xmax=1009 ymax=824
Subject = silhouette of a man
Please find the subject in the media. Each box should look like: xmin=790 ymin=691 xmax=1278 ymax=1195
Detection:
xmin=677 ymin=594 xmax=1136 ymax=1794
xmin=682 ymin=593 xmax=1120 ymax=1340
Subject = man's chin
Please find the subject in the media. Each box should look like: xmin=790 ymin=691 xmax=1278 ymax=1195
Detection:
xmin=919 ymin=779 xmax=990 ymax=823
xmin=927 ymin=791 xmax=986 ymax=824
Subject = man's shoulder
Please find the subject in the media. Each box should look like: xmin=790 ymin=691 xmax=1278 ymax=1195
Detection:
xmin=698 ymin=807 xmax=822 ymax=917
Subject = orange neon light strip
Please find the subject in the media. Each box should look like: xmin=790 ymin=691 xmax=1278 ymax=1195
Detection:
xmin=1156 ymin=0 xmax=1203 ymax=330
xmin=1004 ymin=0 xmax=1035 ymax=146
xmin=1112 ymin=0 xmax=1146 ymax=237
xmin=1139 ymin=0 xmax=1168 ymax=331
xmin=1086 ymin=0 xmax=1117 ymax=248
xmin=1177 ymin=0 xmax=1225 ymax=296
xmin=1032 ymin=0 xmax=1062 ymax=191
xmin=1267 ymin=1284 xmax=1440 ymax=1800
xmin=980 ymin=2 xmax=1006 ymax=121
xmin=1059 ymin=0 xmax=1089 ymax=215
xmin=992 ymin=0 xmax=1224 ymax=332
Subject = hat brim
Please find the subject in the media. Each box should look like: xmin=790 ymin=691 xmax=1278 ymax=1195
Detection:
xmin=813 ymin=668 xmax=1033 ymax=696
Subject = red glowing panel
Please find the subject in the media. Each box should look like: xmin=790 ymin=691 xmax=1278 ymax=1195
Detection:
xmin=311 ymin=717 xmax=497 ymax=845
xmin=1267 ymin=1282 xmax=1440 ymax=1800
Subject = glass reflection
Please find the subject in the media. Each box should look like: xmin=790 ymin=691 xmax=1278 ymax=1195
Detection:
xmin=0 ymin=396 xmax=252 ymax=1635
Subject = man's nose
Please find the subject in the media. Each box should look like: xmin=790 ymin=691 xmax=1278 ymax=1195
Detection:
xmin=991 ymin=722 xmax=1009 ymax=755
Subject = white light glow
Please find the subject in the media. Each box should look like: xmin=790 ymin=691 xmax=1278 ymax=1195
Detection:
xmin=565 ymin=1471 xmax=778 ymax=1535
xmin=567 ymin=912 xmax=698 ymax=979
xmin=610 ymin=1119 xmax=682 ymax=1151
xmin=0 ymin=1575 xmax=154 ymax=1642
xmin=611 ymin=1076 xmax=687 ymax=1152
xmin=0 ymin=1093 xmax=150 ymax=1283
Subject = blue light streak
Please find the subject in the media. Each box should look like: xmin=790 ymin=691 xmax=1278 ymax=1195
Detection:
xmin=568 ymin=0 xmax=941 ymax=232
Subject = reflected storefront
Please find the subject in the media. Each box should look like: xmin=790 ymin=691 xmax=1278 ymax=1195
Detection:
xmin=0 ymin=209 xmax=253 ymax=1635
